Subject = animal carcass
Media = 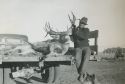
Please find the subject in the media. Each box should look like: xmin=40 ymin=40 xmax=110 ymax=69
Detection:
xmin=27 ymin=22 xmax=72 ymax=58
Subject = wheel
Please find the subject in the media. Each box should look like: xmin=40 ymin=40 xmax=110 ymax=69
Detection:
xmin=41 ymin=66 xmax=60 ymax=83
xmin=47 ymin=66 xmax=56 ymax=83
xmin=41 ymin=66 xmax=55 ymax=83
xmin=48 ymin=66 xmax=60 ymax=83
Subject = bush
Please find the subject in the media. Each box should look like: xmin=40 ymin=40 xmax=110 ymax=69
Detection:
xmin=103 ymin=47 xmax=124 ymax=59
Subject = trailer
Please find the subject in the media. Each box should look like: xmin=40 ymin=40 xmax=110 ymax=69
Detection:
xmin=0 ymin=34 xmax=74 ymax=84
xmin=1 ymin=55 xmax=73 ymax=83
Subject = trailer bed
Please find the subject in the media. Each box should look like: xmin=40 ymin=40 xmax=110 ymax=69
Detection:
xmin=0 ymin=55 xmax=73 ymax=64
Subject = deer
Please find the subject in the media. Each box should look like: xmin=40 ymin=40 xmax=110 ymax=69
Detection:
xmin=43 ymin=22 xmax=72 ymax=57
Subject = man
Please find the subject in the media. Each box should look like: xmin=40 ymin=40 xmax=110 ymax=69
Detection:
xmin=71 ymin=17 xmax=91 ymax=82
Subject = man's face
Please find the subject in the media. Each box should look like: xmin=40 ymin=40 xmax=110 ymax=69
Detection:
xmin=79 ymin=23 xmax=86 ymax=28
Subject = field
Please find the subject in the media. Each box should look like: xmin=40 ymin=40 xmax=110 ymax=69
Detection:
xmin=0 ymin=60 xmax=125 ymax=84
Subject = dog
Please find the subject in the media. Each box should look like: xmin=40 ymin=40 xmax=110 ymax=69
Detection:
xmin=80 ymin=72 xmax=95 ymax=84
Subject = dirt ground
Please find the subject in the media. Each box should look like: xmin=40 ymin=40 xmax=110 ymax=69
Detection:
xmin=1 ymin=60 xmax=125 ymax=84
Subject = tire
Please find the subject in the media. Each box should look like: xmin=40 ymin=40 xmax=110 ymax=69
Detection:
xmin=41 ymin=66 xmax=56 ymax=83
xmin=47 ymin=66 xmax=56 ymax=83
xmin=48 ymin=66 xmax=60 ymax=83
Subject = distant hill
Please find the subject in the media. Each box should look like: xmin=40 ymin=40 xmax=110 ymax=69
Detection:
xmin=103 ymin=47 xmax=125 ymax=54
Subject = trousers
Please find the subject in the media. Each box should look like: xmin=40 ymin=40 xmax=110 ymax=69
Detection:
xmin=75 ymin=47 xmax=91 ymax=75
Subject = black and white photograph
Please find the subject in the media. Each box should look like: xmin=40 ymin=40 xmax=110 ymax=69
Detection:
xmin=0 ymin=0 xmax=125 ymax=84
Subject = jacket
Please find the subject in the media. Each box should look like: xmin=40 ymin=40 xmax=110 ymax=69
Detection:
xmin=72 ymin=26 xmax=90 ymax=48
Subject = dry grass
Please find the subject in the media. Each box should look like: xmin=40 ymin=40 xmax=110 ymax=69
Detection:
xmin=85 ymin=60 xmax=125 ymax=84
xmin=46 ymin=60 xmax=125 ymax=84
xmin=52 ymin=60 xmax=125 ymax=84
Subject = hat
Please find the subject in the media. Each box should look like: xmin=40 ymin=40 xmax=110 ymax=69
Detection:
xmin=80 ymin=17 xmax=88 ymax=25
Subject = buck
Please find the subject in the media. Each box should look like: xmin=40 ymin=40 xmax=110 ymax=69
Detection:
xmin=43 ymin=22 xmax=72 ymax=57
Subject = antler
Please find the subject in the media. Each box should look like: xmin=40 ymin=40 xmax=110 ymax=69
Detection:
xmin=65 ymin=26 xmax=72 ymax=35
xmin=43 ymin=19 xmax=73 ymax=38
xmin=68 ymin=12 xmax=76 ymax=26
xmin=57 ymin=12 xmax=77 ymax=36
xmin=43 ymin=22 xmax=59 ymax=37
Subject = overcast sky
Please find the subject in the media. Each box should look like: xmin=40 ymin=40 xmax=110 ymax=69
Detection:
xmin=0 ymin=0 xmax=125 ymax=51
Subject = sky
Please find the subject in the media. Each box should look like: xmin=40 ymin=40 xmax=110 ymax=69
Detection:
xmin=0 ymin=0 xmax=125 ymax=51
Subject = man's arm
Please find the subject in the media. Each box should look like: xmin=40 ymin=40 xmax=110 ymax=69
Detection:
xmin=70 ymin=25 xmax=78 ymax=42
xmin=71 ymin=24 xmax=76 ymax=32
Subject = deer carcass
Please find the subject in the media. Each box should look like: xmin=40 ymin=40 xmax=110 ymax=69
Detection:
xmin=41 ymin=22 xmax=72 ymax=57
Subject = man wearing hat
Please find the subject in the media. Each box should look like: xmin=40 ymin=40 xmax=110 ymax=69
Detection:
xmin=71 ymin=17 xmax=91 ymax=82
